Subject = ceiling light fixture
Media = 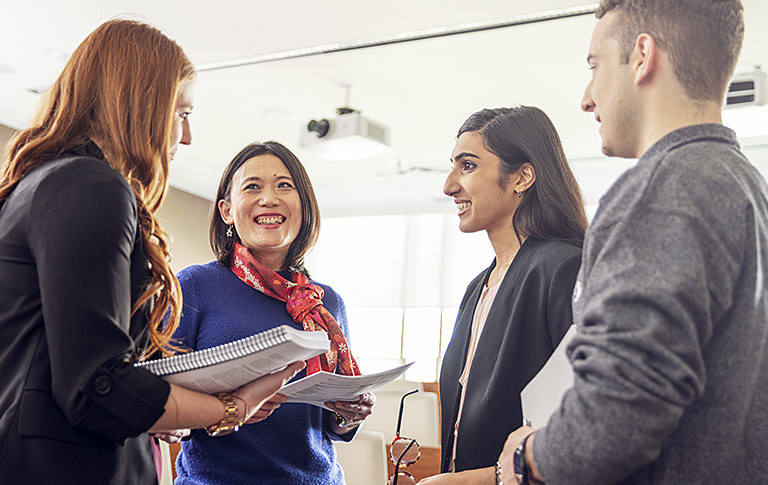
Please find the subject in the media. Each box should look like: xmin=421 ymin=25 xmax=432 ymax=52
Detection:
xmin=195 ymin=4 xmax=599 ymax=72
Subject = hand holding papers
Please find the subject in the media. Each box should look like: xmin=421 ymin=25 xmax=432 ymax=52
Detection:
xmin=280 ymin=362 xmax=414 ymax=408
xmin=137 ymin=322 xmax=415 ymax=411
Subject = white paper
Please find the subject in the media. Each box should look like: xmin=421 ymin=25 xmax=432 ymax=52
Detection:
xmin=521 ymin=325 xmax=576 ymax=427
xmin=280 ymin=362 xmax=414 ymax=406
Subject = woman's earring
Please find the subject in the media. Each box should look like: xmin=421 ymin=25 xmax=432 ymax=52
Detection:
xmin=226 ymin=225 xmax=234 ymax=238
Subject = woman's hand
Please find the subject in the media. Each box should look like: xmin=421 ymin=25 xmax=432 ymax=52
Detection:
xmin=150 ymin=428 xmax=190 ymax=444
xmin=150 ymin=361 xmax=305 ymax=433
xmin=240 ymin=395 xmax=286 ymax=425
xmin=232 ymin=361 xmax=305 ymax=424
xmin=325 ymin=392 xmax=376 ymax=433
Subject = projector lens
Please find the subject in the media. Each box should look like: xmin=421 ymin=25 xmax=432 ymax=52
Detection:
xmin=307 ymin=119 xmax=330 ymax=138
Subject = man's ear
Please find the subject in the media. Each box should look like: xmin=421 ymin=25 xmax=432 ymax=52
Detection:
xmin=218 ymin=199 xmax=234 ymax=225
xmin=632 ymin=33 xmax=657 ymax=85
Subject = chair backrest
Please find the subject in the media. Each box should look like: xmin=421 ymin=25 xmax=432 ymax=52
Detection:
xmin=378 ymin=378 xmax=424 ymax=393
xmin=334 ymin=430 xmax=389 ymax=485
xmin=363 ymin=390 xmax=440 ymax=447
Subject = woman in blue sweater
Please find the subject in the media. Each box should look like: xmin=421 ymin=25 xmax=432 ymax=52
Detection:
xmin=172 ymin=141 xmax=374 ymax=484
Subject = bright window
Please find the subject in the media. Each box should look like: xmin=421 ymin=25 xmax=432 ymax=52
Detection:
xmin=307 ymin=215 xmax=407 ymax=307
xmin=345 ymin=306 xmax=404 ymax=374
xmin=402 ymin=307 xmax=442 ymax=381
xmin=306 ymin=213 xmax=494 ymax=382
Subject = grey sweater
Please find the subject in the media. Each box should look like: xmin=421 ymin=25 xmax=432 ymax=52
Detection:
xmin=535 ymin=124 xmax=768 ymax=484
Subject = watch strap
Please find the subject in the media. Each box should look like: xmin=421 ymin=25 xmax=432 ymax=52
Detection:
xmin=204 ymin=392 xmax=241 ymax=437
xmin=515 ymin=432 xmax=534 ymax=485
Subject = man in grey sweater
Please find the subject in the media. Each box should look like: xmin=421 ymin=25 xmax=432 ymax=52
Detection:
xmin=499 ymin=0 xmax=768 ymax=483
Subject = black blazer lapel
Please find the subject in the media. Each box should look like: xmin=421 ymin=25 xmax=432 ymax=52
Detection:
xmin=465 ymin=239 xmax=539 ymax=393
xmin=453 ymin=239 xmax=542 ymax=470
xmin=438 ymin=263 xmax=492 ymax=472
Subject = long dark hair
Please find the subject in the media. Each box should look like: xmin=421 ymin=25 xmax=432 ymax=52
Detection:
xmin=458 ymin=106 xmax=587 ymax=247
xmin=210 ymin=141 xmax=321 ymax=274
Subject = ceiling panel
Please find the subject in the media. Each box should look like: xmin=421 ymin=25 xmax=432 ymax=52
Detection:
xmin=1 ymin=1 xmax=766 ymax=217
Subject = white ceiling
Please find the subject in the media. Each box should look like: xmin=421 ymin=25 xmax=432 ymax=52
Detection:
xmin=2 ymin=0 xmax=767 ymax=216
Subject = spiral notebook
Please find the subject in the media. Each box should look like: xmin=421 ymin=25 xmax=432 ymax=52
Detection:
xmin=135 ymin=325 xmax=330 ymax=394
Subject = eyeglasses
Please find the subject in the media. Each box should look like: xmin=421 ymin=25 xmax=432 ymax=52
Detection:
xmin=387 ymin=390 xmax=421 ymax=485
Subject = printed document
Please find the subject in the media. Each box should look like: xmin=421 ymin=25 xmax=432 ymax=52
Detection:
xmin=280 ymin=362 xmax=414 ymax=406
xmin=521 ymin=325 xmax=576 ymax=427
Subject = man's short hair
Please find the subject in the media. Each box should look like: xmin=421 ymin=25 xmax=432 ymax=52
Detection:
xmin=596 ymin=0 xmax=744 ymax=103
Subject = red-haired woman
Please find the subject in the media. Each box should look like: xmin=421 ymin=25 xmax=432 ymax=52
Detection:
xmin=0 ymin=20 xmax=302 ymax=484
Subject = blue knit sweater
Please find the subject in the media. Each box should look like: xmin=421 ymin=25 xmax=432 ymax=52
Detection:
xmin=173 ymin=261 xmax=352 ymax=484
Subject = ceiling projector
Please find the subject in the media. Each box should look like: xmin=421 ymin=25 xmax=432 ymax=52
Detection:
xmin=725 ymin=69 xmax=766 ymax=107
xmin=299 ymin=108 xmax=391 ymax=161
xmin=722 ymin=69 xmax=768 ymax=139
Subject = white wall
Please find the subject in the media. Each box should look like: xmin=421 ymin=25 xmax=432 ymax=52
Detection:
xmin=156 ymin=187 xmax=216 ymax=273
xmin=0 ymin=124 xmax=16 ymax=159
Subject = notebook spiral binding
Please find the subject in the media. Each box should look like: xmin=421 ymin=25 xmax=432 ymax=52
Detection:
xmin=135 ymin=325 xmax=289 ymax=376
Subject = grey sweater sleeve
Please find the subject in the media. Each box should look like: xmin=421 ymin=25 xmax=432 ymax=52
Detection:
xmin=533 ymin=148 xmax=744 ymax=483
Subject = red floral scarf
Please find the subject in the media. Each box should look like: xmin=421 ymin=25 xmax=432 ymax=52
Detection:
xmin=230 ymin=242 xmax=360 ymax=376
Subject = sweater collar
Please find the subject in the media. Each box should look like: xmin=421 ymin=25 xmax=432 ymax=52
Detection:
xmin=641 ymin=123 xmax=739 ymax=164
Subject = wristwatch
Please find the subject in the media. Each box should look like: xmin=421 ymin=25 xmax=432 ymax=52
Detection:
xmin=513 ymin=433 xmax=532 ymax=485
xmin=204 ymin=392 xmax=241 ymax=437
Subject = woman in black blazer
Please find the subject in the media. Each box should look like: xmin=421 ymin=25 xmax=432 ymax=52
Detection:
xmin=420 ymin=106 xmax=587 ymax=484
xmin=0 ymin=20 xmax=302 ymax=484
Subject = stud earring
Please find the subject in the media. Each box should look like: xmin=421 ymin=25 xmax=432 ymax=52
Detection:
xmin=226 ymin=225 xmax=234 ymax=238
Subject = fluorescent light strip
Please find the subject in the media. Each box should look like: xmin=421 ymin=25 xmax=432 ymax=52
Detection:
xmin=195 ymin=4 xmax=599 ymax=72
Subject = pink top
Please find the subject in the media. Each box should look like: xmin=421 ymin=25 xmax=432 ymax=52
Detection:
xmin=450 ymin=270 xmax=505 ymax=469
xmin=150 ymin=436 xmax=162 ymax=484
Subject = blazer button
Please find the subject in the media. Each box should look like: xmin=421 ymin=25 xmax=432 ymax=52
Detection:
xmin=93 ymin=375 xmax=113 ymax=395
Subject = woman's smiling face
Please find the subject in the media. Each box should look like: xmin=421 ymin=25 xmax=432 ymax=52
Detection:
xmin=218 ymin=154 xmax=303 ymax=269
xmin=443 ymin=131 xmax=521 ymax=235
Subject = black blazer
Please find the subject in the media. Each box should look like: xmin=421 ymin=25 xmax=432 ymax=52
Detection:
xmin=0 ymin=149 xmax=170 ymax=484
xmin=439 ymin=238 xmax=581 ymax=472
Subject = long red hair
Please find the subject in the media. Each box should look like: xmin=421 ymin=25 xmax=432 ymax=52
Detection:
xmin=0 ymin=19 xmax=195 ymax=358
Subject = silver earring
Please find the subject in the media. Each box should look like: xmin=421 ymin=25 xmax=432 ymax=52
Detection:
xmin=517 ymin=191 xmax=523 ymax=198
xmin=226 ymin=225 xmax=234 ymax=238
